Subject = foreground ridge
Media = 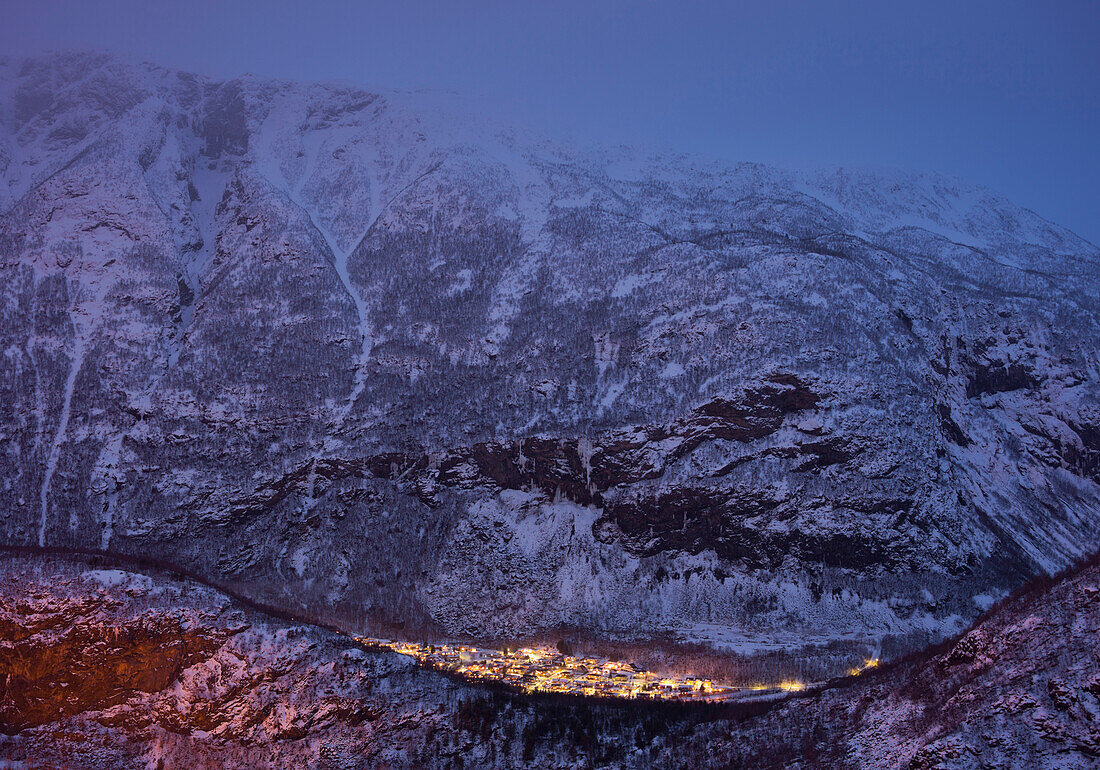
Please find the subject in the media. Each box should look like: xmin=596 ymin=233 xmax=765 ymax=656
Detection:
xmin=2 ymin=551 xmax=1098 ymax=768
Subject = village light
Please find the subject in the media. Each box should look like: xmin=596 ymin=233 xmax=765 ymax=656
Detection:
xmin=355 ymin=638 xmax=856 ymax=702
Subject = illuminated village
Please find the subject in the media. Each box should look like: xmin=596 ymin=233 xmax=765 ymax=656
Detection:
xmin=356 ymin=637 xmax=881 ymax=702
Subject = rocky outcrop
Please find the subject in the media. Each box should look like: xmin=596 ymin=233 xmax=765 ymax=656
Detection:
xmin=0 ymin=556 xmax=466 ymax=767
xmin=649 ymin=553 xmax=1100 ymax=769
xmin=0 ymin=591 xmax=228 ymax=732
xmin=838 ymin=556 xmax=1100 ymax=767
xmin=231 ymin=372 xmax=825 ymax=511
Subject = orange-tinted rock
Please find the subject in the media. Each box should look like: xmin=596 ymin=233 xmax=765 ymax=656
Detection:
xmin=0 ymin=585 xmax=227 ymax=732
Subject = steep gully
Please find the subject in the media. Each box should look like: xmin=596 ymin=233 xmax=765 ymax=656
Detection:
xmin=276 ymin=136 xmax=377 ymax=425
xmin=37 ymin=320 xmax=86 ymax=547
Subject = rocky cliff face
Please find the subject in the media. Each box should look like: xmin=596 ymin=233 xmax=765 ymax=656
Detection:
xmin=0 ymin=556 xmax=479 ymax=768
xmin=2 ymin=52 xmax=1099 ymax=657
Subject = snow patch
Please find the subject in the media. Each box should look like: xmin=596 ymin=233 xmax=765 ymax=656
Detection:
xmin=85 ymin=569 xmax=152 ymax=590
xmin=659 ymin=362 xmax=685 ymax=379
xmin=611 ymin=273 xmax=651 ymax=298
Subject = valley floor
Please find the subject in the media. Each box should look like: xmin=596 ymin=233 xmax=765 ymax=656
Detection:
xmin=1 ymin=552 xmax=1098 ymax=768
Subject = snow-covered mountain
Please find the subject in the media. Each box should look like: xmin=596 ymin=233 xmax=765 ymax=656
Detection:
xmin=2 ymin=51 xmax=1098 ymax=661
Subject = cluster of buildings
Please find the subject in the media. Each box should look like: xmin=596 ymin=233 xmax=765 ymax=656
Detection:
xmin=354 ymin=638 xmax=881 ymax=702
xmin=355 ymin=638 xmax=766 ymax=701
xmin=848 ymin=657 xmax=881 ymax=677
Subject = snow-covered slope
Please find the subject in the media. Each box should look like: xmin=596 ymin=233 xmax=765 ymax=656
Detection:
xmin=1 ymin=52 xmax=1099 ymax=663
xmin=665 ymin=552 xmax=1100 ymax=768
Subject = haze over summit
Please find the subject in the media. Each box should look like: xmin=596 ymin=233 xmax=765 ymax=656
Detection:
xmin=1 ymin=0 xmax=1097 ymax=244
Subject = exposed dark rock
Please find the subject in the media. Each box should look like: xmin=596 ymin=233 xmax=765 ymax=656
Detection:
xmin=936 ymin=402 xmax=971 ymax=447
xmin=966 ymin=359 xmax=1039 ymax=398
xmin=0 ymin=588 xmax=229 ymax=733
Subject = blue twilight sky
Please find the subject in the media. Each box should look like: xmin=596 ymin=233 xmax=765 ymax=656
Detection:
xmin=2 ymin=0 xmax=1097 ymax=244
